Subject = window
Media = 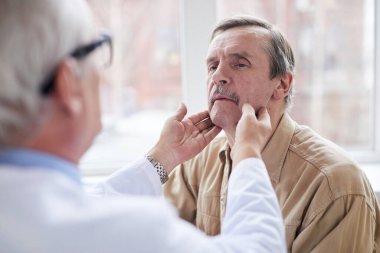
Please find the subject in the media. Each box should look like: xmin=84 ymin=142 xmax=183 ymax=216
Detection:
xmin=80 ymin=0 xmax=182 ymax=176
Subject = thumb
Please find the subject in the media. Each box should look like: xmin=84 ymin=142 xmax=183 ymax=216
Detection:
xmin=241 ymin=103 xmax=256 ymax=119
xmin=174 ymin=103 xmax=187 ymax=121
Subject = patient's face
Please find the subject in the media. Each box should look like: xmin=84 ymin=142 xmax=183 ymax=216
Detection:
xmin=206 ymin=26 xmax=278 ymax=131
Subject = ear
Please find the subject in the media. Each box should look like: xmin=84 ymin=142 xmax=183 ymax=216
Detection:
xmin=54 ymin=59 xmax=83 ymax=116
xmin=272 ymin=73 xmax=293 ymax=101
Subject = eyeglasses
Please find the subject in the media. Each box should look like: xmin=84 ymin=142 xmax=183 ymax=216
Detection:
xmin=40 ymin=33 xmax=113 ymax=96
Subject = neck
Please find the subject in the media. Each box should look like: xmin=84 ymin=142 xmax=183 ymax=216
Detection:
xmin=25 ymin=142 xmax=81 ymax=165
xmin=225 ymin=107 xmax=285 ymax=148
xmin=22 ymin=114 xmax=85 ymax=166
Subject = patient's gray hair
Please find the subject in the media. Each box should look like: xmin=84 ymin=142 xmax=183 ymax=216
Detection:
xmin=0 ymin=0 xmax=93 ymax=146
xmin=211 ymin=16 xmax=295 ymax=110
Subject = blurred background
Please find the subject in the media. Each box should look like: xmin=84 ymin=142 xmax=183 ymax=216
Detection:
xmin=81 ymin=0 xmax=379 ymax=192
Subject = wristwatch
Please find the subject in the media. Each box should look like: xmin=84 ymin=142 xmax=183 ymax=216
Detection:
xmin=145 ymin=154 xmax=169 ymax=184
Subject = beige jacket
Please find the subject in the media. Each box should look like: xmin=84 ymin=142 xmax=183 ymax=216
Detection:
xmin=164 ymin=113 xmax=380 ymax=252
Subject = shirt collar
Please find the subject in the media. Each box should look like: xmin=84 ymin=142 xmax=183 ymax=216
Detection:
xmin=0 ymin=148 xmax=81 ymax=185
xmin=218 ymin=113 xmax=296 ymax=185
xmin=218 ymin=139 xmax=231 ymax=163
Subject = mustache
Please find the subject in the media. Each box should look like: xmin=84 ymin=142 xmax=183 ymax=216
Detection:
xmin=209 ymin=85 xmax=240 ymax=106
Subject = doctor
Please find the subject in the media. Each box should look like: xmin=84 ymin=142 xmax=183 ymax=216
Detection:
xmin=0 ymin=0 xmax=285 ymax=252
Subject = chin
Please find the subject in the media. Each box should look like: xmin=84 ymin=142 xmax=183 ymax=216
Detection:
xmin=210 ymin=106 xmax=240 ymax=130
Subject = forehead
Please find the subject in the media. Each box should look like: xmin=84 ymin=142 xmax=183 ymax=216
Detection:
xmin=207 ymin=26 xmax=270 ymax=57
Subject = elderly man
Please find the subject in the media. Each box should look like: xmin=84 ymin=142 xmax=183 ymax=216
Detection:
xmin=164 ymin=16 xmax=380 ymax=252
xmin=0 ymin=1 xmax=286 ymax=253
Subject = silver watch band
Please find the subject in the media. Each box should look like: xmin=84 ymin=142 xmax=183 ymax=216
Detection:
xmin=145 ymin=154 xmax=169 ymax=184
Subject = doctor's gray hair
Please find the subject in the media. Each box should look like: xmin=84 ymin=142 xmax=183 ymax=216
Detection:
xmin=0 ymin=0 xmax=93 ymax=146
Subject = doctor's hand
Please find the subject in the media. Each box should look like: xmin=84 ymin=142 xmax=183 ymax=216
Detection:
xmin=148 ymin=103 xmax=221 ymax=174
xmin=231 ymin=104 xmax=272 ymax=168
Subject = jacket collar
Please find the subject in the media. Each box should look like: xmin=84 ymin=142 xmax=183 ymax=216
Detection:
xmin=218 ymin=113 xmax=296 ymax=185
xmin=262 ymin=113 xmax=296 ymax=185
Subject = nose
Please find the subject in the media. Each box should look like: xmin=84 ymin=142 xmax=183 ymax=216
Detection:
xmin=211 ymin=62 xmax=230 ymax=86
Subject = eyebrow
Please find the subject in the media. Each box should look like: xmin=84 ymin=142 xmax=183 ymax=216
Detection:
xmin=229 ymin=52 xmax=252 ymax=62
xmin=206 ymin=56 xmax=218 ymax=65
xmin=206 ymin=51 xmax=253 ymax=64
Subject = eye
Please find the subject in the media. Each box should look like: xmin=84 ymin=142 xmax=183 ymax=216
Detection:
xmin=232 ymin=57 xmax=251 ymax=69
xmin=237 ymin=63 xmax=248 ymax=68
xmin=208 ymin=64 xmax=218 ymax=73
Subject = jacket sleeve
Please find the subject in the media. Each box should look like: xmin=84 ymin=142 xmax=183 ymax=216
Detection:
xmin=291 ymin=194 xmax=379 ymax=253
xmin=211 ymin=158 xmax=286 ymax=252
xmin=89 ymin=157 xmax=163 ymax=197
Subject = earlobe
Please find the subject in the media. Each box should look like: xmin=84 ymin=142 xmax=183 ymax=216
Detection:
xmin=272 ymin=73 xmax=293 ymax=100
xmin=54 ymin=59 xmax=83 ymax=116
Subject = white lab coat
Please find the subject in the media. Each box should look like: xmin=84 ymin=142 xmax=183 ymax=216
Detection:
xmin=0 ymin=157 xmax=286 ymax=253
